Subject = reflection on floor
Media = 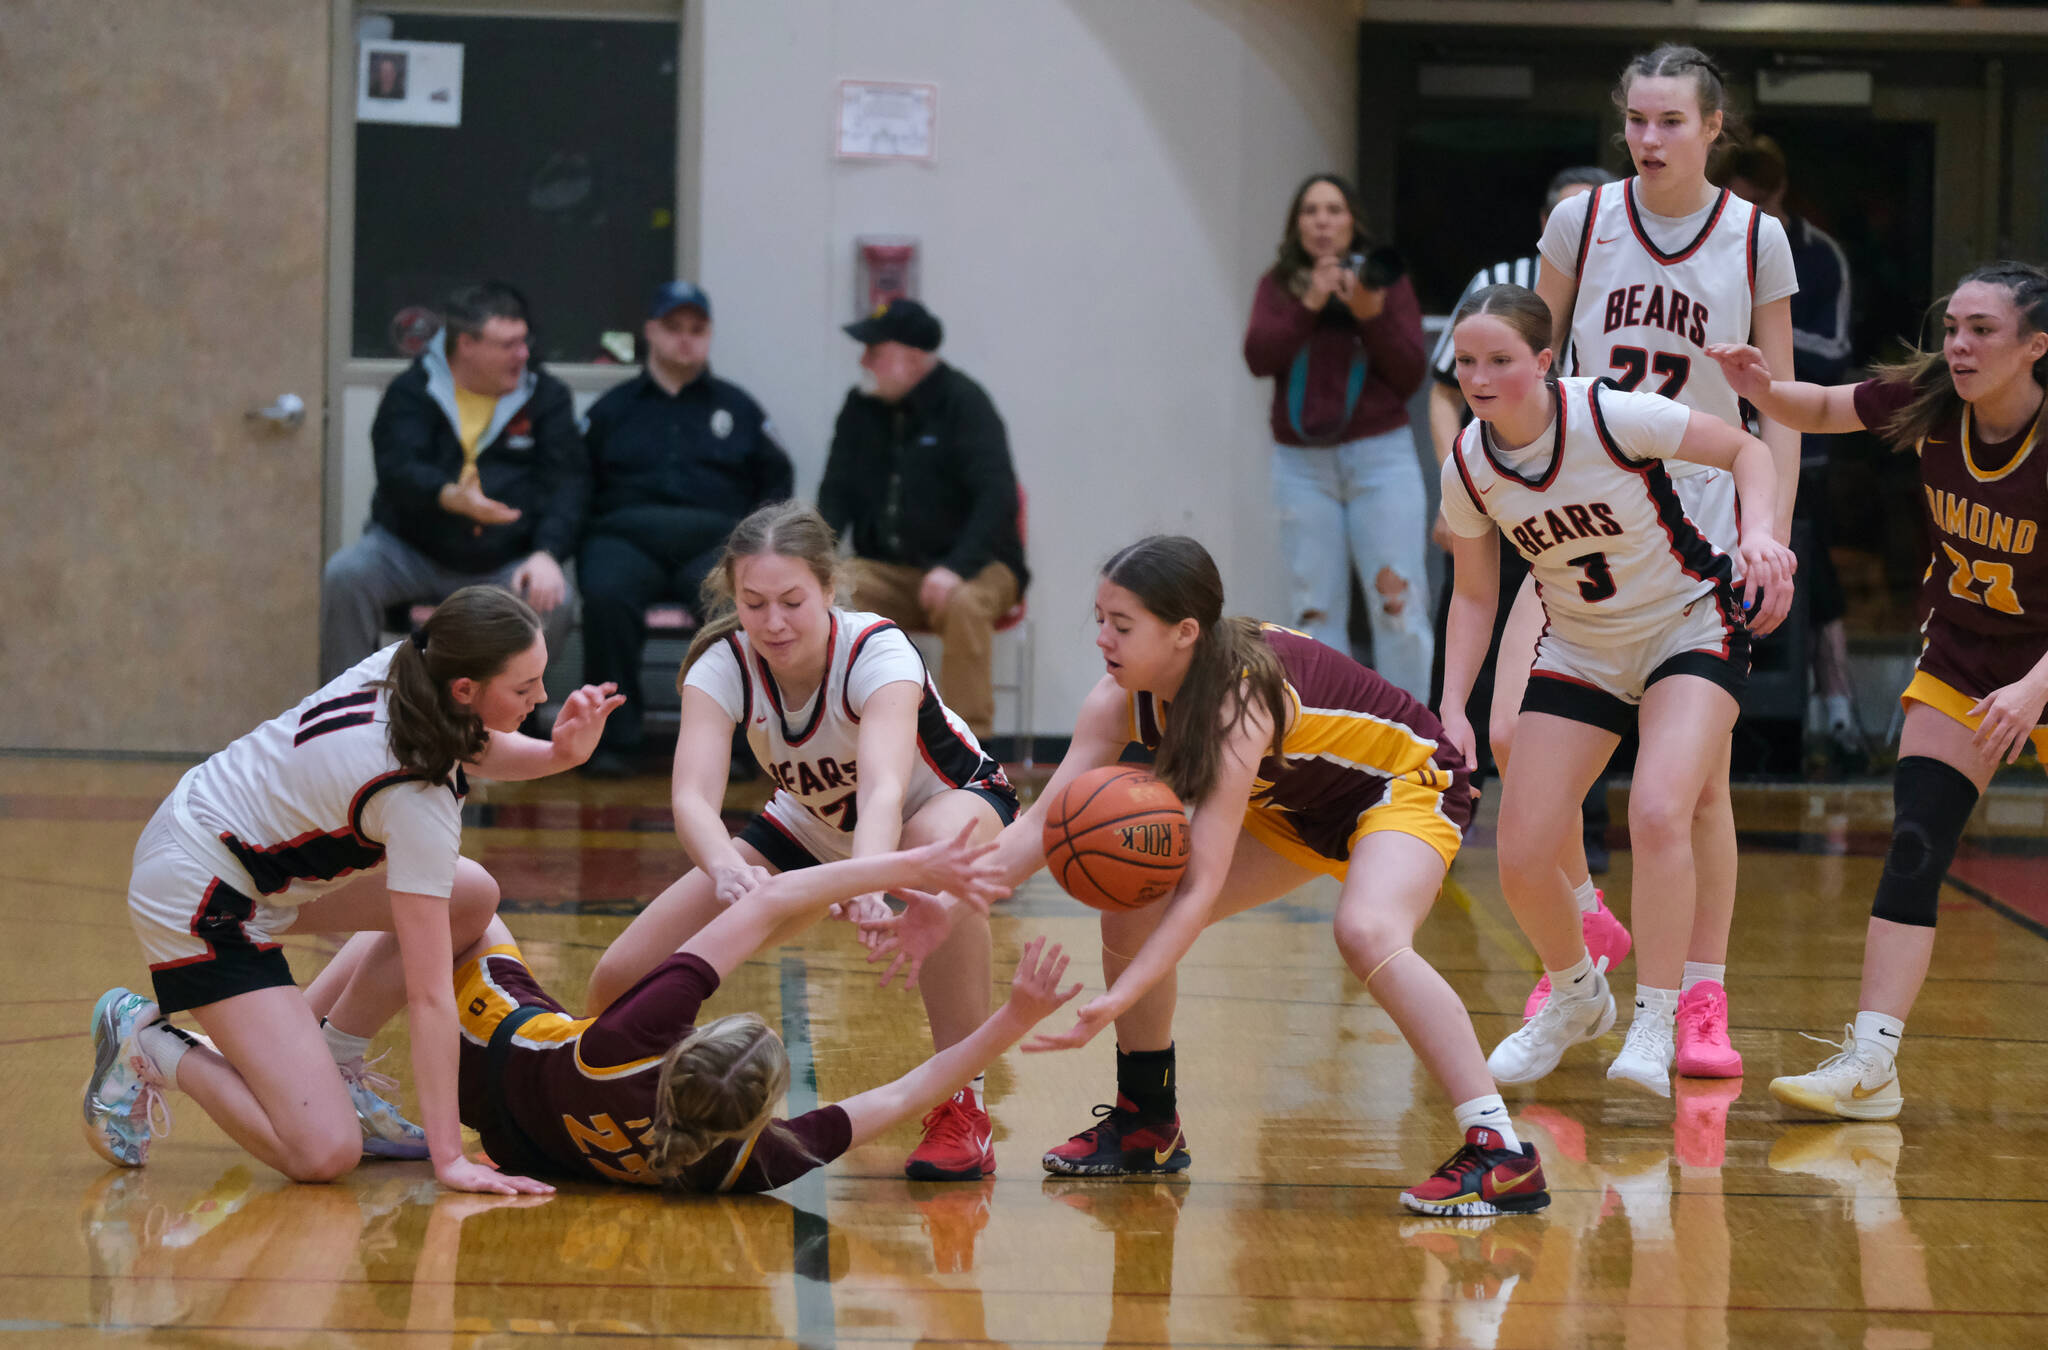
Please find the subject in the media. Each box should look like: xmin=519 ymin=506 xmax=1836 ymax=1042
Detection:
xmin=4 ymin=759 xmax=2045 ymax=1347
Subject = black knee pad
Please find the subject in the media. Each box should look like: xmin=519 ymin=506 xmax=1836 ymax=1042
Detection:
xmin=1871 ymin=756 xmax=1980 ymax=928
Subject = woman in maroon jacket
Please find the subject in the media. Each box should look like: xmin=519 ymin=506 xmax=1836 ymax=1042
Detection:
xmin=1244 ymin=173 xmax=1431 ymax=699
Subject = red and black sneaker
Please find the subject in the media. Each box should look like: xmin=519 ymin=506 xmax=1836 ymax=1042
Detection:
xmin=1399 ymin=1127 xmax=1548 ymax=1217
xmin=1041 ymin=1094 xmax=1190 ymax=1176
xmin=904 ymin=1089 xmax=995 ymax=1181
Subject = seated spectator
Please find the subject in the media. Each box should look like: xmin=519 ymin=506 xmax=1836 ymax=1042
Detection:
xmin=578 ymin=282 xmax=794 ymax=777
xmin=819 ymin=299 xmax=1028 ymax=740
xmin=321 ymin=282 xmax=586 ymax=687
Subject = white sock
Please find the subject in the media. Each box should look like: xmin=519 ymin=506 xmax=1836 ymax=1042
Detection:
xmin=1571 ymin=878 xmax=1601 ymax=914
xmin=1634 ymin=985 xmax=1680 ymax=1021
xmin=1852 ymin=1010 xmax=1904 ymax=1062
xmin=1825 ymin=693 xmax=1855 ymax=732
xmin=964 ymin=1073 xmax=985 ymax=1111
xmin=1453 ymin=1093 xmax=1521 ymax=1153
xmin=136 ymin=1021 xmax=199 ymax=1086
xmin=1546 ymin=951 xmax=1597 ymax=998
xmin=321 ymin=1018 xmax=371 ymax=1066
xmin=1680 ymin=962 xmax=1726 ymax=994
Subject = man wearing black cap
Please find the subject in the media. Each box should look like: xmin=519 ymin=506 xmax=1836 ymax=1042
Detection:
xmin=819 ymin=298 xmax=1028 ymax=739
xmin=577 ymin=281 xmax=794 ymax=776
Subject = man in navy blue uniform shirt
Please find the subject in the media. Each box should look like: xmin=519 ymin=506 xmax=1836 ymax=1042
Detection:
xmin=579 ymin=282 xmax=793 ymax=775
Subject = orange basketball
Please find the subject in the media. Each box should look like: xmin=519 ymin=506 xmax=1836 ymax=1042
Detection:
xmin=1041 ymin=765 xmax=1191 ymax=911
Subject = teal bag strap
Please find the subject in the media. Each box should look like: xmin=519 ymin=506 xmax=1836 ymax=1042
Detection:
xmin=1285 ymin=336 xmax=1368 ymax=445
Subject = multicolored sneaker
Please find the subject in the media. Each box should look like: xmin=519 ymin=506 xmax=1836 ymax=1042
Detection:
xmin=1523 ymin=895 xmax=1631 ymax=1019
xmin=1399 ymin=1127 xmax=1549 ymax=1217
xmin=338 ymin=1051 xmax=430 ymax=1160
xmin=904 ymin=1089 xmax=995 ymax=1181
xmin=81 ymin=988 xmax=171 ymax=1168
xmin=1768 ymin=1027 xmax=1902 ymax=1121
xmin=1674 ymin=1075 xmax=1745 ymax=1170
xmin=1041 ymin=1094 xmax=1190 ymax=1177
xmin=1674 ymin=980 xmax=1744 ymax=1077
xmin=1487 ymin=961 xmax=1615 ymax=1085
xmin=911 ymin=1175 xmax=996 ymax=1272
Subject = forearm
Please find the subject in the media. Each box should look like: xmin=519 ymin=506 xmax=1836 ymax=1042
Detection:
xmin=675 ymin=792 xmax=747 ymax=872
xmin=1759 ymin=417 xmax=1800 ymax=542
xmin=1750 ymin=378 xmax=1852 ymax=435
xmin=1440 ymin=588 xmax=1498 ymax=714
xmin=1428 ymin=383 xmax=1466 ymax=466
xmin=1731 ymin=442 xmax=1782 ymax=547
xmin=849 ymin=781 xmax=907 ymax=861
xmin=470 ymin=729 xmax=573 ymax=782
xmin=1102 ymin=893 xmax=1212 ymax=1015
xmin=406 ymin=991 xmax=466 ymax=1167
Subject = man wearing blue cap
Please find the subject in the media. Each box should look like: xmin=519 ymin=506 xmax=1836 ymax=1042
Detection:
xmin=577 ymin=281 xmax=794 ymax=776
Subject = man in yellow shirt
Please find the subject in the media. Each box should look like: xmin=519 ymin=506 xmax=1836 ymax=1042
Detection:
xmin=321 ymin=283 xmax=588 ymax=682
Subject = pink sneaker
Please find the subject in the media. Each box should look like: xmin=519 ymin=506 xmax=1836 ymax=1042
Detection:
xmin=1674 ymin=980 xmax=1743 ymax=1077
xmin=1522 ymin=895 xmax=1632 ymax=1020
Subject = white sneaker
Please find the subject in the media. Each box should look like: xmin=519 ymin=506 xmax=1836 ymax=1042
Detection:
xmin=1768 ymin=1027 xmax=1903 ymax=1121
xmin=1487 ymin=962 xmax=1615 ymax=1085
xmin=1606 ymin=1006 xmax=1675 ymax=1098
xmin=338 ymin=1052 xmax=430 ymax=1160
xmin=81 ymin=989 xmax=172 ymax=1168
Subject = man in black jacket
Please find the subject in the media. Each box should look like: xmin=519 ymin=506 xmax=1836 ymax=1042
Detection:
xmin=320 ymin=283 xmax=587 ymax=682
xmin=578 ymin=281 xmax=794 ymax=774
xmin=819 ymin=299 xmax=1028 ymax=738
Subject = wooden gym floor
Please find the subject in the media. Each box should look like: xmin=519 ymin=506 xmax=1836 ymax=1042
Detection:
xmin=2 ymin=754 xmax=2045 ymax=1348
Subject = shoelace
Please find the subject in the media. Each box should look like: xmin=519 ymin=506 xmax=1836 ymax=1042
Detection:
xmin=1430 ymin=1143 xmax=1487 ymax=1182
xmin=128 ymin=1051 xmax=174 ymax=1142
xmin=1622 ymin=1015 xmax=1674 ymax=1057
xmin=1521 ymin=956 xmax=1610 ymax=1037
xmin=338 ymin=1049 xmax=401 ymax=1096
xmin=920 ymin=1095 xmax=975 ymax=1143
xmin=1798 ymin=1025 xmax=1885 ymax=1078
xmin=1680 ymin=997 xmax=1726 ymax=1038
xmin=1072 ymin=1101 xmax=1142 ymax=1144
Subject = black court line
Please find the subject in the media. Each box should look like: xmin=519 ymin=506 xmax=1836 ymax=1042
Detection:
xmin=1940 ymin=873 xmax=2048 ymax=943
xmin=777 ymin=953 xmax=834 ymax=1348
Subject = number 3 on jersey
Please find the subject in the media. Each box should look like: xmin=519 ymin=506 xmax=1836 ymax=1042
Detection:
xmin=1568 ymin=551 xmax=1618 ymax=602
xmin=1609 ymin=345 xmax=1690 ymax=399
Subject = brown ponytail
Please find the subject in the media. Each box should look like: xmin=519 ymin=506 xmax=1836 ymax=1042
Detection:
xmin=382 ymin=585 xmax=540 ymax=781
xmin=644 ymin=1013 xmax=815 ymax=1187
xmin=1101 ymin=537 xmax=1288 ymax=804
xmin=679 ymin=501 xmax=850 ymax=687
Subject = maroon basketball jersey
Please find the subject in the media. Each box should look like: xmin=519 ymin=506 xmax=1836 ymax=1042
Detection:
xmin=1856 ymin=378 xmax=2048 ymax=640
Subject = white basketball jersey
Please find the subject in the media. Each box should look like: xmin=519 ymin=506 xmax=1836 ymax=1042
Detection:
xmin=688 ymin=609 xmax=1007 ymax=838
xmin=1447 ymin=378 xmax=1738 ymax=644
xmin=169 ymin=644 xmax=467 ymax=904
xmin=1569 ymin=179 xmax=1765 ymax=457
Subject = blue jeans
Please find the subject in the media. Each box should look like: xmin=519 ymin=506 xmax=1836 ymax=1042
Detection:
xmin=1271 ymin=429 xmax=1434 ymax=701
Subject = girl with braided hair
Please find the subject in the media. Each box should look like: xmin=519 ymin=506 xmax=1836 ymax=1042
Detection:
xmin=1707 ymin=261 xmax=2048 ymax=1121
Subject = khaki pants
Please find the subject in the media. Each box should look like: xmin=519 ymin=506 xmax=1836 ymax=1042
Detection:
xmin=848 ymin=558 xmax=1019 ymax=737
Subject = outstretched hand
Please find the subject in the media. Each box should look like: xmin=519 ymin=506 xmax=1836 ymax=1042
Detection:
xmin=1703 ymin=343 xmax=1775 ymax=404
xmin=550 ymin=683 xmax=626 ymax=764
xmin=1005 ymin=936 xmax=1083 ymax=1023
xmin=436 ymin=1157 xmax=556 ymax=1197
xmin=863 ymin=888 xmax=957 ymax=990
xmin=1021 ymin=993 xmax=1119 ymax=1054
xmin=902 ymin=821 xmax=1011 ymax=911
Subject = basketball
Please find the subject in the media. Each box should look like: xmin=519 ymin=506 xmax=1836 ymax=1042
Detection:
xmin=1041 ymin=765 xmax=1191 ymax=911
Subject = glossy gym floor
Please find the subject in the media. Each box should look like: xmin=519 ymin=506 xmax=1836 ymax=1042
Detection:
xmin=3 ymin=754 xmax=2045 ymax=1348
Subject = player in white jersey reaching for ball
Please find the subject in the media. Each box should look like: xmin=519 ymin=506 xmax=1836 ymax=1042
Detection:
xmin=83 ymin=585 xmax=622 ymax=1193
xmin=1436 ymin=284 xmax=1795 ymax=1097
xmin=1483 ymin=43 xmax=1802 ymax=1088
xmin=585 ymin=500 xmax=1019 ymax=1182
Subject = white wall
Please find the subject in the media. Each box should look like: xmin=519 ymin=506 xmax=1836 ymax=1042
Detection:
xmin=693 ymin=0 xmax=1359 ymax=732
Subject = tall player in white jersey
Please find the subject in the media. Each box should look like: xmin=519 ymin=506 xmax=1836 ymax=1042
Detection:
xmin=81 ymin=586 xmax=621 ymax=1194
xmin=1436 ymin=285 xmax=1794 ymax=1095
xmin=1488 ymin=44 xmax=1802 ymax=1086
xmin=587 ymin=502 xmax=1019 ymax=1182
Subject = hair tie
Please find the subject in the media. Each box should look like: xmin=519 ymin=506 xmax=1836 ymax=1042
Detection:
xmin=410 ymin=629 xmax=429 ymax=654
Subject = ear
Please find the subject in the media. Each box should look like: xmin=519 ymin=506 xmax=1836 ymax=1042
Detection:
xmin=1535 ymin=347 xmax=1555 ymax=377
xmin=448 ymin=676 xmax=479 ymax=709
xmin=1174 ymin=618 xmax=1201 ymax=650
xmin=1702 ymin=109 xmax=1724 ymax=143
xmin=2027 ymin=328 xmax=2048 ymax=364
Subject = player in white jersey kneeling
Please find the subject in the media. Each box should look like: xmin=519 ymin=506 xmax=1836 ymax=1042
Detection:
xmin=1435 ymin=285 xmax=1795 ymax=1098
xmin=84 ymin=585 xmax=621 ymax=1193
xmin=586 ymin=501 xmax=1019 ymax=1182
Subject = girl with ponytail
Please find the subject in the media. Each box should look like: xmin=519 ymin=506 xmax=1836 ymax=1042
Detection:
xmin=1706 ymin=261 xmax=2048 ymax=1121
xmin=84 ymin=584 xmax=622 ymax=1197
xmin=586 ymin=500 xmax=1022 ymax=1183
xmin=875 ymin=536 xmax=1548 ymax=1217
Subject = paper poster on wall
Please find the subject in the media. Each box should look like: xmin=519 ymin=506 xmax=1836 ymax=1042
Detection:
xmin=358 ymin=41 xmax=463 ymax=127
xmin=837 ymin=81 xmax=936 ymax=160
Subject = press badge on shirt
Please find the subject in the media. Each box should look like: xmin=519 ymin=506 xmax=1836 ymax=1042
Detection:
xmin=711 ymin=409 xmax=734 ymax=439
